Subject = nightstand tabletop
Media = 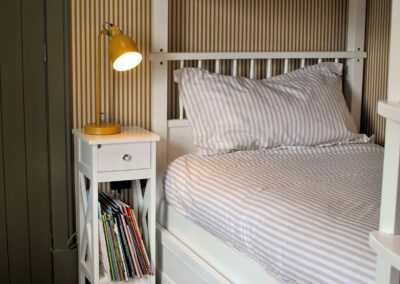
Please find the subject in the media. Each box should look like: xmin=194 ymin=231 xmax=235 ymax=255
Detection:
xmin=72 ymin=126 xmax=160 ymax=145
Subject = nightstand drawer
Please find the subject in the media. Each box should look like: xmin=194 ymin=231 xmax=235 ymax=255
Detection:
xmin=97 ymin=142 xmax=150 ymax=172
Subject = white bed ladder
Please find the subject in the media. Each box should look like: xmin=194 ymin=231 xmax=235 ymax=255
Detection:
xmin=369 ymin=1 xmax=400 ymax=283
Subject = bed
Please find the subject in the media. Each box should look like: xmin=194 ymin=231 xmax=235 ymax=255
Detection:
xmin=149 ymin=0 xmax=400 ymax=283
xmin=163 ymin=144 xmax=383 ymax=283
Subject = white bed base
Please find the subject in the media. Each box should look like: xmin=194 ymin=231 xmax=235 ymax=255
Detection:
xmin=148 ymin=0 xmax=389 ymax=283
xmin=157 ymin=202 xmax=276 ymax=284
xmin=368 ymin=1 xmax=400 ymax=283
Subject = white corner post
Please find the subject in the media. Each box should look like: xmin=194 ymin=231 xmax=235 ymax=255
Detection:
xmin=345 ymin=0 xmax=366 ymax=131
xmin=151 ymin=0 xmax=168 ymax=216
xmin=374 ymin=0 xmax=400 ymax=282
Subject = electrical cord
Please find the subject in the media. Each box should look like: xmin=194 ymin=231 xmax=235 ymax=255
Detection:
xmin=67 ymin=232 xmax=77 ymax=250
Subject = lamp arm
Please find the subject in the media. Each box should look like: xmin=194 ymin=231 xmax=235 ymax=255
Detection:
xmin=95 ymin=30 xmax=108 ymax=125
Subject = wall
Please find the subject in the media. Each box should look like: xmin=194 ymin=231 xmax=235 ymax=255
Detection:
xmin=71 ymin=0 xmax=152 ymax=130
xmin=71 ymin=0 xmax=391 ymax=144
xmin=362 ymin=0 xmax=391 ymax=145
xmin=1 ymin=0 xmax=74 ymax=283
xmin=168 ymin=0 xmax=348 ymax=118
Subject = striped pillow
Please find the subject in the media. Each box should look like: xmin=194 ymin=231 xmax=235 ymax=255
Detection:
xmin=175 ymin=62 xmax=371 ymax=155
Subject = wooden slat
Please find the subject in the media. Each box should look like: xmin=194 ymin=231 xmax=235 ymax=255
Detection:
xmin=362 ymin=0 xmax=391 ymax=144
xmin=179 ymin=100 xmax=183 ymax=121
xmin=266 ymin=59 xmax=272 ymax=78
xmin=71 ymin=0 xmax=152 ymax=129
xmin=284 ymin=59 xmax=289 ymax=73
xmin=66 ymin=0 xmax=390 ymax=146
xmin=22 ymin=0 xmax=53 ymax=282
xmin=0 ymin=64 xmax=10 ymax=284
xmin=46 ymin=0 xmax=74 ymax=254
xmin=232 ymin=59 xmax=238 ymax=77
xmin=198 ymin=60 xmax=202 ymax=68
xmin=250 ymin=59 xmax=255 ymax=79
xmin=0 ymin=0 xmax=31 ymax=282
xmin=53 ymin=250 xmax=78 ymax=284
xmin=301 ymin=58 xmax=306 ymax=68
xmin=215 ymin=59 xmax=221 ymax=73
xmin=179 ymin=60 xmax=184 ymax=119
xmin=167 ymin=0 xmax=351 ymax=120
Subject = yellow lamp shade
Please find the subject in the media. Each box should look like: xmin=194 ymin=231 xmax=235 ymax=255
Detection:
xmin=108 ymin=26 xmax=142 ymax=71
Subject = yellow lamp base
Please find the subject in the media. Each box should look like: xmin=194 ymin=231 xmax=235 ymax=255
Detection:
xmin=84 ymin=123 xmax=121 ymax=135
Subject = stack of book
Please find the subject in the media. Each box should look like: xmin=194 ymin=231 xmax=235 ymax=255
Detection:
xmin=98 ymin=192 xmax=152 ymax=281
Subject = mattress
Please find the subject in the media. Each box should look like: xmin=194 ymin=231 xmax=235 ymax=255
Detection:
xmin=164 ymin=144 xmax=384 ymax=284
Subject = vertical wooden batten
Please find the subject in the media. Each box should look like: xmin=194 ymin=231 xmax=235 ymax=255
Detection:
xmin=362 ymin=0 xmax=391 ymax=145
xmin=0 ymin=0 xmax=59 ymax=282
xmin=0 ymin=0 xmax=32 ymax=282
xmin=71 ymin=0 xmax=392 ymax=143
xmin=47 ymin=0 xmax=77 ymax=282
xmin=0 ymin=65 xmax=10 ymax=284
xmin=71 ymin=0 xmax=152 ymax=130
xmin=22 ymin=0 xmax=53 ymax=281
xmin=167 ymin=0 xmax=349 ymax=119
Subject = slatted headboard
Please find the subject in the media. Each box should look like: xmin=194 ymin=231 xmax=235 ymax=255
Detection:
xmin=150 ymin=51 xmax=366 ymax=162
xmin=149 ymin=0 xmax=367 ymax=208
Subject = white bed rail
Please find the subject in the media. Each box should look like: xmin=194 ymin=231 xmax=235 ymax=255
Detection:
xmin=149 ymin=51 xmax=367 ymax=124
xmin=149 ymin=51 xmax=366 ymax=61
xmin=151 ymin=50 xmax=368 ymax=175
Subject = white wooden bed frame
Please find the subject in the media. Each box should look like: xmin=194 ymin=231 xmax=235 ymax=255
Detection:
xmin=149 ymin=0 xmax=400 ymax=283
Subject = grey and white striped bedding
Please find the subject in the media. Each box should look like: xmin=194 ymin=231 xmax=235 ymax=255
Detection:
xmin=164 ymin=144 xmax=383 ymax=283
xmin=175 ymin=63 xmax=371 ymax=155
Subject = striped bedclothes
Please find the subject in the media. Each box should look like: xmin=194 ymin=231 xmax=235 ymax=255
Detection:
xmin=175 ymin=63 xmax=370 ymax=155
xmin=164 ymin=144 xmax=384 ymax=283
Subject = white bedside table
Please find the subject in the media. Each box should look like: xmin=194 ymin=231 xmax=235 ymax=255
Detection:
xmin=72 ymin=126 xmax=159 ymax=284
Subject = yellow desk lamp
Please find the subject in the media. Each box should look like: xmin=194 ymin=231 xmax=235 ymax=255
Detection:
xmin=85 ymin=22 xmax=142 ymax=135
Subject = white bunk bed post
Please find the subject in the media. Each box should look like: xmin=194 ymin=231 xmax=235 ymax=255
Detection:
xmin=151 ymin=0 xmax=168 ymax=212
xmin=345 ymin=0 xmax=366 ymax=131
xmin=369 ymin=1 xmax=400 ymax=283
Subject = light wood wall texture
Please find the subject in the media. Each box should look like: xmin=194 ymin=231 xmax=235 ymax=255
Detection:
xmin=362 ymin=0 xmax=391 ymax=145
xmin=71 ymin=0 xmax=151 ymax=130
xmin=71 ymin=0 xmax=390 ymax=144
xmin=168 ymin=0 xmax=348 ymax=119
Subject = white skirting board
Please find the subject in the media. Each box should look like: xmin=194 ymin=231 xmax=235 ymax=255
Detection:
xmin=156 ymin=202 xmax=278 ymax=284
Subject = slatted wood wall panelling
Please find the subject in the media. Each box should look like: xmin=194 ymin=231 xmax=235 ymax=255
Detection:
xmin=1 ymin=0 xmax=53 ymax=283
xmin=0 ymin=63 xmax=9 ymax=284
xmin=71 ymin=0 xmax=391 ymax=145
xmin=47 ymin=0 xmax=78 ymax=282
xmin=0 ymin=1 xmax=31 ymax=281
xmin=71 ymin=0 xmax=152 ymax=199
xmin=71 ymin=0 xmax=151 ymax=131
xmin=362 ymin=0 xmax=391 ymax=145
xmin=168 ymin=0 xmax=349 ymax=119
xmin=22 ymin=0 xmax=53 ymax=282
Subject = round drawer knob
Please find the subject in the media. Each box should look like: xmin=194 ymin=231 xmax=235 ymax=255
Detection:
xmin=122 ymin=154 xmax=131 ymax=161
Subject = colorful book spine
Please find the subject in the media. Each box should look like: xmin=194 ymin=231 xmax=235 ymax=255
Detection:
xmin=101 ymin=214 xmax=116 ymax=280
xmin=98 ymin=204 xmax=110 ymax=276
xmin=98 ymin=192 xmax=152 ymax=281
xmin=128 ymin=207 xmax=152 ymax=275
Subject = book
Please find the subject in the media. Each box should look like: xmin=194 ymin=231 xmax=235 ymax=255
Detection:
xmin=98 ymin=204 xmax=110 ymax=277
xmin=102 ymin=214 xmax=116 ymax=280
xmin=98 ymin=192 xmax=152 ymax=281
